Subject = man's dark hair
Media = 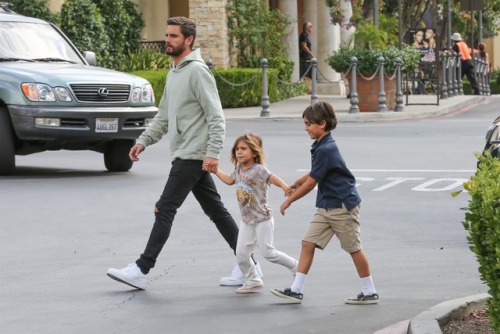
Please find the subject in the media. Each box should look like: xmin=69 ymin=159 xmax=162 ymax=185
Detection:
xmin=302 ymin=101 xmax=337 ymax=131
xmin=167 ymin=16 xmax=197 ymax=48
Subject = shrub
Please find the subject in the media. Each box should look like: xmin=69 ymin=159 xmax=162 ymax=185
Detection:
xmin=119 ymin=50 xmax=171 ymax=72
xmin=91 ymin=0 xmax=144 ymax=68
xmin=132 ymin=68 xmax=306 ymax=108
xmin=59 ymin=0 xmax=110 ymax=65
xmin=327 ymin=46 xmax=421 ymax=74
xmin=8 ymin=0 xmax=58 ymax=24
xmin=462 ymin=153 xmax=500 ymax=332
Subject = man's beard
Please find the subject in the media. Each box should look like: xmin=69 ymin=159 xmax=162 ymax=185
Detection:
xmin=166 ymin=44 xmax=186 ymax=57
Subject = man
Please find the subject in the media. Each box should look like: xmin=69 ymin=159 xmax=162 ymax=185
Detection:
xmin=107 ymin=16 xmax=260 ymax=289
xmin=299 ymin=21 xmax=314 ymax=82
xmin=450 ymin=32 xmax=480 ymax=95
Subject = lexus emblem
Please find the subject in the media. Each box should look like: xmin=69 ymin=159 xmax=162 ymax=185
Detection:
xmin=98 ymin=88 xmax=109 ymax=97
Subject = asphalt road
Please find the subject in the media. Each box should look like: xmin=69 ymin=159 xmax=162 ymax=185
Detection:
xmin=0 ymin=97 xmax=497 ymax=334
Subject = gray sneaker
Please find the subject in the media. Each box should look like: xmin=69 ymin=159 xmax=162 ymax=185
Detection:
xmin=345 ymin=292 xmax=379 ymax=305
xmin=107 ymin=263 xmax=147 ymax=290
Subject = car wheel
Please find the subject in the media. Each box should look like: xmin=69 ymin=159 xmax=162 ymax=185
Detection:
xmin=104 ymin=139 xmax=134 ymax=172
xmin=0 ymin=108 xmax=16 ymax=175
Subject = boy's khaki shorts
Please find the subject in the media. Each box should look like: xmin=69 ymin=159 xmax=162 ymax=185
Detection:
xmin=302 ymin=204 xmax=361 ymax=253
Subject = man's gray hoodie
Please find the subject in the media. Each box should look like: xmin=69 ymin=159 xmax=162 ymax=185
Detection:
xmin=137 ymin=48 xmax=225 ymax=160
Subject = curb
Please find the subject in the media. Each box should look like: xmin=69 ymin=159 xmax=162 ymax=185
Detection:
xmin=407 ymin=293 xmax=491 ymax=334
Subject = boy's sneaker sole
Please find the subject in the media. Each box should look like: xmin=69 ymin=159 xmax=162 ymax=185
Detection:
xmin=270 ymin=288 xmax=303 ymax=304
xmin=344 ymin=292 xmax=379 ymax=305
xmin=107 ymin=269 xmax=146 ymax=290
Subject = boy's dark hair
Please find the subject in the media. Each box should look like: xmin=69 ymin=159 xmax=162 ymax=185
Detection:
xmin=302 ymin=101 xmax=337 ymax=131
xmin=167 ymin=16 xmax=197 ymax=48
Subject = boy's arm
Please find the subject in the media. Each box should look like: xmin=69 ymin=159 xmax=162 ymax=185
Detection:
xmin=290 ymin=173 xmax=309 ymax=192
xmin=268 ymin=175 xmax=290 ymax=195
xmin=280 ymin=176 xmax=317 ymax=215
xmin=214 ymin=169 xmax=235 ymax=185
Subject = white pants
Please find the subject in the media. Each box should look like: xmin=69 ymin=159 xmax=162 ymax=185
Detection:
xmin=236 ymin=218 xmax=298 ymax=286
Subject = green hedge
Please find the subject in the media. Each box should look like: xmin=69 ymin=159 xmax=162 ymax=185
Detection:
xmin=132 ymin=68 xmax=307 ymax=108
xmin=462 ymin=80 xmax=499 ymax=94
xmin=462 ymin=153 xmax=500 ymax=332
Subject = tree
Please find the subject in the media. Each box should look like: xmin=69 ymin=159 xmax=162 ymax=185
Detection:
xmin=226 ymin=0 xmax=290 ymax=69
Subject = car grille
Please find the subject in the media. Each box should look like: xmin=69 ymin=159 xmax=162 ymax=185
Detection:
xmin=69 ymin=84 xmax=131 ymax=103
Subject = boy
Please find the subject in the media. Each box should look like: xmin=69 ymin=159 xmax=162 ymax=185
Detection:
xmin=270 ymin=101 xmax=379 ymax=305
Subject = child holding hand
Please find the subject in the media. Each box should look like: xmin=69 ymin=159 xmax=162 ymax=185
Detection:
xmin=271 ymin=101 xmax=379 ymax=305
xmin=215 ymin=133 xmax=298 ymax=294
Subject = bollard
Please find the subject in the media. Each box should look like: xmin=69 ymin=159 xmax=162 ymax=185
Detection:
xmin=394 ymin=57 xmax=404 ymax=112
xmin=456 ymin=54 xmax=463 ymax=95
xmin=260 ymin=58 xmax=270 ymax=117
xmin=310 ymin=58 xmax=318 ymax=105
xmin=448 ymin=55 xmax=454 ymax=97
xmin=349 ymin=57 xmax=360 ymax=113
xmin=377 ymin=56 xmax=388 ymax=112
xmin=441 ymin=51 xmax=448 ymax=99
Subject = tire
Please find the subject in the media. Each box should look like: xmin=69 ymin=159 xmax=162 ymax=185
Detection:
xmin=104 ymin=139 xmax=134 ymax=172
xmin=0 ymin=108 xmax=16 ymax=176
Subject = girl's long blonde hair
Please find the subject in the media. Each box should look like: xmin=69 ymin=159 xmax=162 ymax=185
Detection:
xmin=230 ymin=133 xmax=265 ymax=166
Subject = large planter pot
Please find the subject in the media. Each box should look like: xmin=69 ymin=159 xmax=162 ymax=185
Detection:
xmin=356 ymin=73 xmax=396 ymax=112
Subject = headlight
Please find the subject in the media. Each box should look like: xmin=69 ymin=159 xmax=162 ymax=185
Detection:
xmin=132 ymin=84 xmax=154 ymax=103
xmin=54 ymin=87 xmax=72 ymax=102
xmin=22 ymin=83 xmax=56 ymax=102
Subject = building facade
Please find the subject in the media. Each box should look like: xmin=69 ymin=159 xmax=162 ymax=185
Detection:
xmin=48 ymin=0 xmax=345 ymax=93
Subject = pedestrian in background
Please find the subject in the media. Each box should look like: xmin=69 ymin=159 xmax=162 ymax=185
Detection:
xmin=299 ymin=21 xmax=314 ymax=93
xmin=475 ymin=42 xmax=492 ymax=94
xmin=270 ymin=101 xmax=379 ymax=305
xmin=214 ymin=133 xmax=298 ymax=294
xmin=451 ymin=32 xmax=480 ymax=95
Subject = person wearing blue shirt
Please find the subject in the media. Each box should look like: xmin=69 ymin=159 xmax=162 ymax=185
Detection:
xmin=270 ymin=101 xmax=379 ymax=305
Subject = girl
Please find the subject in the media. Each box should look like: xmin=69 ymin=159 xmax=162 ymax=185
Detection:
xmin=215 ymin=133 xmax=298 ymax=294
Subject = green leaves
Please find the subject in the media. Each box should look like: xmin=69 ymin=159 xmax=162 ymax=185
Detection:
xmin=462 ymin=153 xmax=500 ymax=332
xmin=327 ymin=45 xmax=421 ymax=73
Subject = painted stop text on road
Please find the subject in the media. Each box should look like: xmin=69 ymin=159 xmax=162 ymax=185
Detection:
xmin=297 ymin=169 xmax=474 ymax=192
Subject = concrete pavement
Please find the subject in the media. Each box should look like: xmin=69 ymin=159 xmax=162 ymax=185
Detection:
xmin=223 ymin=93 xmax=486 ymax=122
xmin=223 ymin=92 xmax=490 ymax=334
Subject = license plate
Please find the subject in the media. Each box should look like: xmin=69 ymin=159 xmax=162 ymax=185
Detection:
xmin=95 ymin=118 xmax=118 ymax=133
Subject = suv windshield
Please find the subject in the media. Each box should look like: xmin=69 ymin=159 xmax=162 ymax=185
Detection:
xmin=0 ymin=21 xmax=83 ymax=63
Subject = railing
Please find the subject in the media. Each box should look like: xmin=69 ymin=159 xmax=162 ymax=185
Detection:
xmin=198 ymin=51 xmax=490 ymax=117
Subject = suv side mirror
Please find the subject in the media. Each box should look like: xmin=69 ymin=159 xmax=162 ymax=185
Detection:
xmin=82 ymin=51 xmax=97 ymax=66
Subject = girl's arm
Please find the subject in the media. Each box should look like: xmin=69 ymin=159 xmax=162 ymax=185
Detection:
xmin=268 ymin=174 xmax=290 ymax=195
xmin=214 ymin=169 xmax=235 ymax=185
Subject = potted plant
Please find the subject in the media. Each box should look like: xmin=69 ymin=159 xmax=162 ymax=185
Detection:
xmin=327 ymin=45 xmax=421 ymax=111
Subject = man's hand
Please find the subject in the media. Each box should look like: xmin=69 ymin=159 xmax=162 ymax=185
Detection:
xmin=129 ymin=144 xmax=145 ymax=161
xmin=202 ymin=157 xmax=219 ymax=173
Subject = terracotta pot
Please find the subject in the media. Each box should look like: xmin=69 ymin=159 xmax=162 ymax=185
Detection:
xmin=356 ymin=73 xmax=396 ymax=112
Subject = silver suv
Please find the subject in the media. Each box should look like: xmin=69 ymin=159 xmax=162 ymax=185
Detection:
xmin=0 ymin=3 xmax=157 ymax=175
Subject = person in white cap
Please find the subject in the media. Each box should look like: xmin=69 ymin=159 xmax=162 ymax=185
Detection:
xmin=450 ymin=32 xmax=480 ymax=95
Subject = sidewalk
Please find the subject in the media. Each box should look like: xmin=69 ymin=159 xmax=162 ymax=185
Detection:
xmin=225 ymin=92 xmax=489 ymax=334
xmin=223 ymin=94 xmax=486 ymax=122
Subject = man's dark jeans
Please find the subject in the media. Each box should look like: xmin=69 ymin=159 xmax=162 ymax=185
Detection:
xmin=136 ymin=159 xmax=238 ymax=273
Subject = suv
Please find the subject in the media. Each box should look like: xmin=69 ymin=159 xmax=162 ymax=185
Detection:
xmin=0 ymin=3 xmax=157 ymax=175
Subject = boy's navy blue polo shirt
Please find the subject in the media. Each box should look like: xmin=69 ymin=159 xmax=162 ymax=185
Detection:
xmin=309 ymin=133 xmax=361 ymax=211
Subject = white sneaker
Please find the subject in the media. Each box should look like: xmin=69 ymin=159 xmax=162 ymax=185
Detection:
xmin=236 ymin=283 xmax=263 ymax=294
xmin=219 ymin=262 xmax=264 ymax=286
xmin=107 ymin=263 xmax=147 ymax=289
